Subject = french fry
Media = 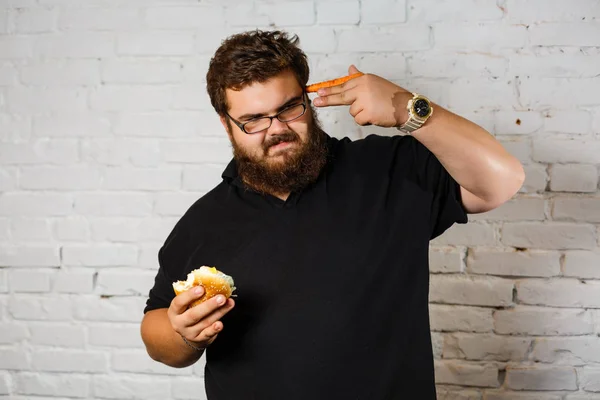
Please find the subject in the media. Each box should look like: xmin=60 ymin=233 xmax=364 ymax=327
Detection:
xmin=305 ymin=72 xmax=364 ymax=93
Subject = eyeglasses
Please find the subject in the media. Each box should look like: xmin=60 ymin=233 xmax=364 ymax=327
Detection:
xmin=225 ymin=97 xmax=307 ymax=134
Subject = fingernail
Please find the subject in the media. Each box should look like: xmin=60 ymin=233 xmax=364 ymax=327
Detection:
xmin=317 ymin=89 xmax=325 ymax=96
xmin=216 ymin=295 xmax=225 ymax=305
xmin=314 ymin=98 xmax=322 ymax=106
xmin=194 ymin=287 xmax=203 ymax=295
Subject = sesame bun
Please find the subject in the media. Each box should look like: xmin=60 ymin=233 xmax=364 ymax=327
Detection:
xmin=172 ymin=266 xmax=236 ymax=308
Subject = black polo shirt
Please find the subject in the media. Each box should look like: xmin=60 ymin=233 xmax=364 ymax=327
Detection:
xmin=145 ymin=133 xmax=468 ymax=400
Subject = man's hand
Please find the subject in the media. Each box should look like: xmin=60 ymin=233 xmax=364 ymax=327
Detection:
xmin=312 ymin=65 xmax=412 ymax=128
xmin=167 ymin=286 xmax=235 ymax=349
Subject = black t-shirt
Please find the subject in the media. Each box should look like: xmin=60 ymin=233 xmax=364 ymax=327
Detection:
xmin=145 ymin=134 xmax=468 ymax=400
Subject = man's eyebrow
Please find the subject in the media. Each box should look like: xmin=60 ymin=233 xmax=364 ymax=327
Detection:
xmin=237 ymin=95 xmax=304 ymax=121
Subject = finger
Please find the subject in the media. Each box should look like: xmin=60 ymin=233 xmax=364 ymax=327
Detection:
xmin=189 ymin=299 xmax=235 ymax=336
xmin=193 ymin=321 xmax=223 ymax=343
xmin=182 ymin=294 xmax=232 ymax=327
xmin=170 ymin=286 xmax=205 ymax=315
xmin=316 ymin=77 xmax=361 ymax=97
xmin=349 ymin=101 xmax=363 ymax=118
xmin=348 ymin=64 xmax=361 ymax=75
xmin=354 ymin=110 xmax=371 ymax=126
xmin=314 ymin=90 xmax=357 ymax=107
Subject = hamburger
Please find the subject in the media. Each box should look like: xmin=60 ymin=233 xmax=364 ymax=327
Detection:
xmin=172 ymin=266 xmax=236 ymax=308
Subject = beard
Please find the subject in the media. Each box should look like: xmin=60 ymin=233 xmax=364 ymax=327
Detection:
xmin=230 ymin=108 xmax=328 ymax=196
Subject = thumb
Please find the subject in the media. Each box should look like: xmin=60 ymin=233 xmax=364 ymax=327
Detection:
xmin=348 ymin=64 xmax=361 ymax=75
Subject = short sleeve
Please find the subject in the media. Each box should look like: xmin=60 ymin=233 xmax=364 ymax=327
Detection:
xmin=409 ymin=136 xmax=468 ymax=239
xmin=143 ymin=230 xmax=180 ymax=313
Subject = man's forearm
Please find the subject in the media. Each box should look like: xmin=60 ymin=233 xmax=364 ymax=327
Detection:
xmin=141 ymin=309 xmax=204 ymax=368
xmin=410 ymin=99 xmax=525 ymax=206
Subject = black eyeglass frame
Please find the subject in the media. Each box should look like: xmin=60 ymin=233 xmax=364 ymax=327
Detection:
xmin=225 ymin=94 xmax=308 ymax=135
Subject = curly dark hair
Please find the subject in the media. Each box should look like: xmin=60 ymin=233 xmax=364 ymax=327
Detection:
xmin=206 ymin=30 xmax=310 ymax=117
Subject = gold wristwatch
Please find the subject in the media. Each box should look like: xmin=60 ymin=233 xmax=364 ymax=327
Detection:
xmin=396 ymin=93 xmax=433 ymax=134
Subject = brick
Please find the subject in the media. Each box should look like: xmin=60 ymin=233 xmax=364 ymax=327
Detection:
xmin=534 ymin=137 xmax=600 ymax=164
xmin=521 ymin=78 xmax=600 ymax=109
xmin=530 ymin=23 xmax=600 ymax=46
xmin=101 ymin=60 xmax=182 ymax=84
xmin=88 ymin=323 xmax=144 ymax=348
xmin=361 ymin=0 xmax=406 ymax=24
xmin=59 ymin=7 xmax=142 ymax=30
xmin=33 ymin=349 xmax=107 ymax=373
xmin=436 ymin=387 xmax=481 ymax=400
xmin=115 ymin=112 xmax=210 ymax=137
xmin=171 ymin=86 xmax=216 ymax=112
xmin=29 ymin=324 xmax=85 ymax=348
xmin=429 ymin=247 xmax=463 ymax=273
xmin=74 ymin=193 xmax=153 ymax=216
xmin=432 ymin=332 xmax=444 ymax=359
xmin=409 ymin=0 xmax=502 ymax=21
xmin=467 ymin=249 xmax=560 ymax=277
xmin=443 ymin=333 xmax=531 ymax=361
xmin=565 ymin=395 xmax=600 ymax=400
xmin=90 ymin=86 xmax=173 ymax=112
xmin=154 ymin=192 xmax=202 ymax=216
xmin=54 ymin=217 xmax=90 ymax=242
xmin=338 ymin=25 xmax=430 ymax=52
xmin=117 ymin=32 xmax=195 ymax=56
xmin=195 ymin=28 xmax=232 ymax=55
xmin=506 ymin=366 xmax=577 ymax=391
xmin=87 ymin=139 xmax=161 ymax=167
xmin=182 ymin=165 xmax=225 ymax=191
xmin=62 ymin=244 xmax=138 ymax=267
xmin=52 ymin=269 xmax=94 ymax=294
xmin=409 ymin=52 xmax=507 ymax=79
xmin=9 ymin=295 xmax=73 ymax=321
xmin=20 ymin=60 xmax=100 ymax=86
xmin=9 ymin=269 xmax=52 ymax=292
xmin=0 ymin=246 xmax=59 ymax=267
xmin=90 ymin=218 xmax=139 ymax=242
xmin=34 ymin=112 xmax=111 ymax=137
xmin=517 ymin=279 xmax=600 ymax=308
xmin=494 ymin=306 xmax=593 ymax=335
xmin=0 ymin=167 xmax=16 ymax=191
xmin=137 ymin=218 xmax=178 ymax=242
xmin=145 ymin=5 xmax=224 ymax=28
xmin=553 ymin=197 xmax=600 ymax=222
xmin=506 ymin=0 xmax=600 ymax=22
xmin=95 ymin=269 xmax=156 ymax=296
xmin=469 ymin=197 xmax=545 ymax=221
xmin=519 ymin=164 xmax=547 ymax=193
xmin=111 ymin=350 xmax=192 ymax=375
xmin=0 ymin=64 xmax=17 ymax=85
xmin=0 ymin=348 xmax=29 ymax=370
xmin=544 ymin=110 xmax=592 ymax=134
xmin=493 ymin=111 xmax=543 ymax=135
xmin=501 ymin=222 xmax=596 ymax=250
xmin=20 ymin=167 xmax=102 ymax=190
xmin=484 ymin=391 xmax=562 ymax=400
xmin=0 ymin=322 xmax=28 ymax=344
xmin=15 ymin=372 xmax=89 ymax=398
xmin=510 ymin=52 xmax=600 ymax=79
xmin=434 ymin=23 xmax=526 ymax=50
xmin=35 ymin=33 xmax=115 ymax=58
xmin=102 ymin=167 xmax=180 ymax=191
xmin=430 ymin=276 xmax=513 ymax=307
xmin=432 ymin=222 xmax=497 ymax=246
xmin=93 ymin=376 xmax=171 ymax=400
xmin=564 ymin=251 xmax=600 ymax=279
xmin=581 ymin=367 xmax=600 ymax=392
xmin=162 ymin=138 xmax=232 ymax=164
xmin=0 ymin=218 xmax=8 ymax=241
xmin=358 ymin=53 xmax=409 ymax=81
xmin=7 ymin=87 xmax=87 ymax=113
xmin=138 ymin=243 xmax=162 ymax=270
xmin=0 ymin=37 xmax=33 ymax=59
xmin=434 ymin=361 xmax=499 ymax=387
xmin=550 ymin=164 xmax=598 ymax=193
xmin=316 ymin=0 xmax=360 ymax=25
xmin=171 ymin=376 xmax=208 ymax=400
xmin=429 ymin=305 xmax=494 ymax=333
xmin=0 ymin=371 xmax=8 ymax=395
xmin=231 ymin=2 xmax=315 ymax=27
xmin=74 ymin=296 xmax=146 ymax=323
xmin=0 ymin=113 xmax=31 ymax=142
xmin=14 ymin=8 xmax=57 ymax=33
xmin=0 ymin=139 xmax=79 ymax=165
xmin=532 ymin=337 xmax=600 ymax=364
xmin=10 ymin=218 xmax=52 ymax=241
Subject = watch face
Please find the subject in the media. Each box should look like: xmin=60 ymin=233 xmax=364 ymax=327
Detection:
xmin=413 ymin=98 xmax=431 ymax=118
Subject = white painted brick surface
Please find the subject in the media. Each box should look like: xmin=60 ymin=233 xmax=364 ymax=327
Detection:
xmin=1 ymin=1 xmax=600 ymax=398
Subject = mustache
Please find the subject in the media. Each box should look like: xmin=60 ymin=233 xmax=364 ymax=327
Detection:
xmin=263 ymin=132 xmax=299 ymax=151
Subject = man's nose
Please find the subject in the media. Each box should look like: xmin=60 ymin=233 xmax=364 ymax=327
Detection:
xmin=267 ymin=117 xmax=289 ymax=135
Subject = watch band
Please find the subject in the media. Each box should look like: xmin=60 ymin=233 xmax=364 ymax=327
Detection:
xmin=396 ymin=92 xmax=432 ymax=135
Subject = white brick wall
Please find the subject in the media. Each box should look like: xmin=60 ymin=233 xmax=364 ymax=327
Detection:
xmin=0 ymin=0 xmax=599 ymax=398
